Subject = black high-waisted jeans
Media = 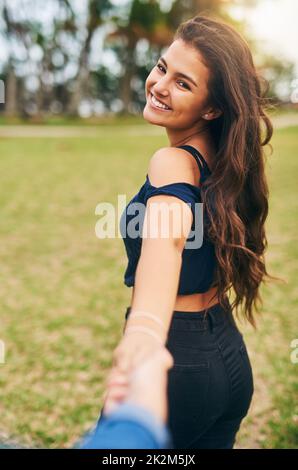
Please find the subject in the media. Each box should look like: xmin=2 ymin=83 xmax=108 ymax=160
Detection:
xmin=125 ymin=298 xmax=254 ymax=449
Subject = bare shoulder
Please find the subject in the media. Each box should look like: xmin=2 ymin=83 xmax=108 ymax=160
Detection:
xmin=148 ymin=146 xmax=200 ymax=187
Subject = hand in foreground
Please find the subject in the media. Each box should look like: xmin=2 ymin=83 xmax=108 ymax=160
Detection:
xmin=103 ymin=346 xmax=174 ymax=424
xmin=101 ymin=331 xmax=163 ymax=414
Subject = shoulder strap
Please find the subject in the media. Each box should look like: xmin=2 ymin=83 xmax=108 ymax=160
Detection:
xmin=176 ymin=145 xmax=211 ymax=181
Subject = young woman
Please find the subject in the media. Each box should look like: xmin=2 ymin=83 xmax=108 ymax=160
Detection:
xmin=106 ymin=15 xmax=275 ymax=449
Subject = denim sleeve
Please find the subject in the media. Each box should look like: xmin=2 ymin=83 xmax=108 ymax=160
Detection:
xmin=81 ymin=401 xmax=173 ymax=449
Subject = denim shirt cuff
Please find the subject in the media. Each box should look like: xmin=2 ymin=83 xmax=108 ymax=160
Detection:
xmin=103 ymin=401 xmax=172 ymax=448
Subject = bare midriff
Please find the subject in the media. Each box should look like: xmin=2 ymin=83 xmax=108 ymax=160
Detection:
xmin=173 ymin=286 xmax=219 ymax=312
xmin=130 ymin=285 xmax=219 ymax=313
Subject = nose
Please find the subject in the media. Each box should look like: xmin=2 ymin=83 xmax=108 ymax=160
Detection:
xmin=154 ymin=82 xmax=169 ymax=95
xmin=152 ymin=84 xmax=170 ymax=100
xmin=152 ymin=75 xmax=170 ymax=97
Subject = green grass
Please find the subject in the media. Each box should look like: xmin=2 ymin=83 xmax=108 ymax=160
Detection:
xmin=235 ymin=125 xmax=298 ymax=449
xmin=261 ymin=126 xmax=298 ymax=449
xmin=0 ymin=121 xmax=297 ymax=448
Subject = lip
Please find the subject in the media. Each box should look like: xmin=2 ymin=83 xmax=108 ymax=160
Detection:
xmin=148 ymin=92 xmax=172 ymax=112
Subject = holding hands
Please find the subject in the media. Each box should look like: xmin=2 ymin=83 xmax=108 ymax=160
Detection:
xmin=102 ymin=309 xmax=172 ymax=423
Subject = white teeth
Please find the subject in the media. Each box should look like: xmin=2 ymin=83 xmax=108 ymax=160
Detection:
xmin=151 ymin=93 xmax=170 ymax=110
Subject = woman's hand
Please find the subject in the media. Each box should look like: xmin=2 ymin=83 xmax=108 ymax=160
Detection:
xmin=103 ymin=346 xmax=174 ymax=420
xmin=112 ymin=330 xmax=163 ymax=375
xmin=102 ymin=332 xmax=161 ymax=415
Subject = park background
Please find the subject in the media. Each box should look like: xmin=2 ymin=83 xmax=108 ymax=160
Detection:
xmin=0 ymin=0 xmax=297 ymax=448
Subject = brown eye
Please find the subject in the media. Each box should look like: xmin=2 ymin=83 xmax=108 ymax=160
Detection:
xmin=177 ymin=80 xmax=189 ymax=90
xmin=156 ymin=63 xmax=165 ymax=72
xmin=156 ymin=63 xmax=190 ymax=90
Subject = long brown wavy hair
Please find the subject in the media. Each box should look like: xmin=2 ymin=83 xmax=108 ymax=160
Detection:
xmin=174 ymin=15 xmax=282 ymax=328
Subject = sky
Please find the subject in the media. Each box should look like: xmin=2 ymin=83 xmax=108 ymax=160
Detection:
xmin=229 ymin=0 xmax=298 ymax=74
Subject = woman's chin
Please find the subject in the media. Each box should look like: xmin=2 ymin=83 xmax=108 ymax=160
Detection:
xmin=143 ymin=105 xmax=166 ymax=126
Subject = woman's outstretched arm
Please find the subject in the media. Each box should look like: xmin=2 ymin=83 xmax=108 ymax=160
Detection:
xmin=112 ymin=147 xmax=197 ymax=374
xmin=127 ymin=226 xmax=183 ymax=333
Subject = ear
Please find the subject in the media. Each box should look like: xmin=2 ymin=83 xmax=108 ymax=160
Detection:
xmin=202 ymin=109 xmax=222 ymax=120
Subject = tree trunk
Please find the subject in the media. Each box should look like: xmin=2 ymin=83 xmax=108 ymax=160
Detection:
xmin=5 ymin=63 xmax=18 ymax=117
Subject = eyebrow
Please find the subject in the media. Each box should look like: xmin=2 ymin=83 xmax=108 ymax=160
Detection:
xmin=159 ymin=56 xmax=198 ymax=88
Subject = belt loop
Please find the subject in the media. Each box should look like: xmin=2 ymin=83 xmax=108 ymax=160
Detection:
xmin=209 ymin=312 xmax=214 ymax=334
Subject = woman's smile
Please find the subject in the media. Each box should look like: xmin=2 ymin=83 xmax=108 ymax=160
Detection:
xmin=148 ymin=92 xmax=172 ymax=112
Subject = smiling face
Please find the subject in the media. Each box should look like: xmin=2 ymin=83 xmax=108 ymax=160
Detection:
xmin=143 ymin=39 xmax=212 ymax=130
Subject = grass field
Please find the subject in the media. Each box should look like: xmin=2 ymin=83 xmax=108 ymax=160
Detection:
xmin=0 ymin=121 xmax=297 ymax=448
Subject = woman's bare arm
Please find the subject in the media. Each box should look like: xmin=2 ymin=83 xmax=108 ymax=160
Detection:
xmin=113 ymin=147 xmax=197 ymax=370
xmin=125 ymin=231 xmax=184 ymax=342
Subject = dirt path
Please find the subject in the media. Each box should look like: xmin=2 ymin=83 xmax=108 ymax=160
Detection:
xmin=0 ymin=125 xmax=163 ymax=138
xmin=0 ymin=113 xmax=297 ymax=138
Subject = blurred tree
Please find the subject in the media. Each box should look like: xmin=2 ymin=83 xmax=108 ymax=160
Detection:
xmin=0 ymin=0 xmax=295 ymax=117
xmin=257 ymin=54 xmax=296 ymax=103
xmin=0 ymin=0 xmax=78 ymax=117
xmin=168 ymin=0 xmax=224 ymax=27
xmin=2 ymin=1 xmax=29 ymax=116
xmin=105 ymin=0 xmax=173 ymax=114
xmin=66 ymin=0 xmax=114 ymax=116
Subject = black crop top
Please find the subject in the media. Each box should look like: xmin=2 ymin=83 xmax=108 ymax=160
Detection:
xmin=119 ymin=145 xmax=217 ymax=295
